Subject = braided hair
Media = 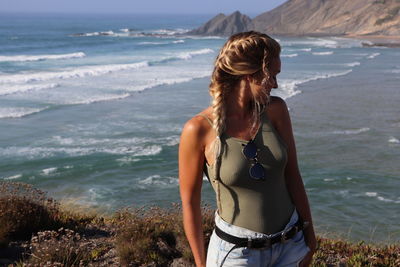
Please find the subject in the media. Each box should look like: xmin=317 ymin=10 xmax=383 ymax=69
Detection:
xmin=208 ymin=31 xmax=281 ymax=212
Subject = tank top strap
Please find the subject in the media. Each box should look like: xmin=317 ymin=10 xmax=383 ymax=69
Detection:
xmin=196 ymin=113 xmax=213 ymax=127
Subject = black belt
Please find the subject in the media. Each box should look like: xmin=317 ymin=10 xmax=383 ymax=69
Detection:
xmin=215 ymin=219 xmax=308 ymax=267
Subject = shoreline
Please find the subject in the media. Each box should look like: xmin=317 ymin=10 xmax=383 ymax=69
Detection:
xmin=343 ymin=34 xmax=400 ymax=48
xmin=272 ymin=33 xmax=400 ymax=48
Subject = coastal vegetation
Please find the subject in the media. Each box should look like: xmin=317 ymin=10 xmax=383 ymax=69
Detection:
xmin=0 ymin=181 xmax=399 ymax=266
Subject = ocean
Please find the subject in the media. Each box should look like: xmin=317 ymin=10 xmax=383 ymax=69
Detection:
xmin=0 ymin=13 xmax=399 ymax=243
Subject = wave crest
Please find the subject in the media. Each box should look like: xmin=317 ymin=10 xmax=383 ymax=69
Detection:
xmin=0 ymin=61 xmax=149 ymax=84
xmin=332 ymin=127 xmax=370 ymax=135
xmin=312 ymin=51 xmax=334 ymax=56
xmin=0 ymin=52 xmax=86 ymax=62
xmin=0 ymin=107 xmax=48 ymax=119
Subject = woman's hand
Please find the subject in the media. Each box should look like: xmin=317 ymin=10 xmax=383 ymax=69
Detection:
xmin=299 ymin=227 xmax=317 ymax=267
xmin=298 ymin=250 xmax=314 ymax=267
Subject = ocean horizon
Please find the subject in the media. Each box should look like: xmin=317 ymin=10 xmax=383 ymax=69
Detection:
xmin=0 ymin=13 xmax=399 ymax=243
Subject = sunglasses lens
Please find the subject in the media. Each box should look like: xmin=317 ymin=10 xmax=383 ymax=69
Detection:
xmin=242 ymin=142 xmax=257 ymax=159
xmin=250 ymin=163 xmax=265 ymax=180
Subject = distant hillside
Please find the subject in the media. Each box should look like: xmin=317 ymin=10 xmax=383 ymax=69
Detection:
xmin=253 ymin=0 xmax=400 ymax=36
xmin=187 ymin=11 xmax=253 ymax=36
xmin=190 ymin=0 xmax=400 ymax=37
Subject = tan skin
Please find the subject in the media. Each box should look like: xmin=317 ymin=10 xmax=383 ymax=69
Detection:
xmin=179 ymin=57 xmax=316 ymax=267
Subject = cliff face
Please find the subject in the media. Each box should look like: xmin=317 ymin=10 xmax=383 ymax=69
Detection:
xmin=253 ymin=0 xmax=400 ymax=36
xmin=187 ymin=11 xmax=254 ymax=36
xmin=191 ymin=0 xmax=400 ymax=36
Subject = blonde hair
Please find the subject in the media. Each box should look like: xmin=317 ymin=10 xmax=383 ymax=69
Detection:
xmin=209 ymin=31 xmax=281 ymax=211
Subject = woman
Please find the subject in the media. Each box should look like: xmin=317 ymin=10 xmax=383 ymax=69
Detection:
xmin=179 ymin=31 xmax=316 ymax=267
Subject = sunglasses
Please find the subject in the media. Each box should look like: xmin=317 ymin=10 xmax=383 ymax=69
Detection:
xmin=242 ymin=140 xmax=265 ymax=180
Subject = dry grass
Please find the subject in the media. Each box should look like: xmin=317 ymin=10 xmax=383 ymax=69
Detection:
xmin=313 ymin=237 xmax=400 ymax=266
xmin=0 ymin=181 xmax=399 ymax=267
xmin=0 ymin=182 xmax=93 ymax=248
xmin=112 ymin=204 xmax=214 ymax=266
xmin=0 ymin=182 xmax=59 ymax=247
xmin=24 ymin=228 xmax=94 ymax=266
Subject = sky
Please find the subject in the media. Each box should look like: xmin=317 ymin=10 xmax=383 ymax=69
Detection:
xmin=0 ymin=0 xmax=287 ymax=15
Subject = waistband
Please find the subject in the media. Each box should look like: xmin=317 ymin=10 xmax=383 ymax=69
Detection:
xmin=215 ymin=208 xmax=299 ymax=239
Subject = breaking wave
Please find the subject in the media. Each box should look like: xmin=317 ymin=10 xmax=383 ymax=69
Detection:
xmin=0 ymin=52 xmax=86 ymax=62
xmin=312 ymin=51 xmax=334 ymax=56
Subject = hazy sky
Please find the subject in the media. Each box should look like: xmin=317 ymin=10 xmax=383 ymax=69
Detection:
xmin=0 ymin=0 xmax=287 ymax=15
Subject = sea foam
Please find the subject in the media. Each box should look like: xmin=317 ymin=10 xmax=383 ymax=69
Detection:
xmin=72 ymin=31 xmax=115 ymax=37
xmin=138 ymin=41 xmax=166 ymax=45
xmin=3 ymin=174 xmax=22 ymax=180
xmin=0 ymin=83 xmax=59 ymax=96
xmin=312 ymin=51 xmax=334 ymax=56
xmin=332 ymin=127 xmax=370 ymax=135
xmin=0 ymin=61 xmax=149 ymax=84
xmin=283 ymin=38 xmax=339 ymax=48
xmin=0 ymin=107 xmax=48 ymax=119
xmin=365 ymin=192 xmax=400 ymax=203
xmin=138 ymin=175 xmax=178 ymax=187
xmin=0 ymin=143 xmax=162 ymax=159
xmin=285 ymin=48 xmax=311 ymax=52
xmin=124 ymin=72 xmax=211 ymax=92
xmin=277 ymin=69 xmax=353 ymax=100
xmin=41 ymin=167 xmax=57 ymax=175
xmin=367 ymin=53 xmax=380 ymax=59
xmin=366 ymin=192 xmax=378 ymax=197
xmin=1 ymin=48 xmax=212 ymax=85
xmin=281 ymin=53 xmax=298 ymax=58
xmin=345 ymin=62 xmax=361 ymax=67
xmin=65 ymin=93 xmax=131 ymax=105
xmin=388 ymin=137 xmax=400 ymax=144
xmin=0 ymin=52 xmax=86 ymax=62
xmin=176 ymin=48 xmax=214 ymax=60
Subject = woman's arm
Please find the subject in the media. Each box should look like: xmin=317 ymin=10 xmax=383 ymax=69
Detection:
xmin=179 ymin=117 xmax=208 ymax=267
xmin=269 ymin=97 xmax=317 ymax=259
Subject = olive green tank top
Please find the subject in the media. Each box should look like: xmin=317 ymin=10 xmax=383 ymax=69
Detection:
xmin=202 ymin=111 xmax=295 ymax=234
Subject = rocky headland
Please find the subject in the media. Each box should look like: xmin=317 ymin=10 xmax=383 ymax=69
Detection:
xmin=190 ymin=0 xmax=400 ymax=46
xmin=187 ymin=11 xmax=253 ymax=36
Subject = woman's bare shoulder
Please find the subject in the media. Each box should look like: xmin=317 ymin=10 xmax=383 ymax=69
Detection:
xmin=267 ymin=96 xmax=289 ymax=120
xmin=269 ymin=96 xmax=287 ymax=110
xmin=181 ymin=107 xmax=214 ymax=142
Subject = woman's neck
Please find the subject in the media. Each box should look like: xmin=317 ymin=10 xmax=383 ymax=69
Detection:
xmin=225 ymin=79 xmax=254 ymax=120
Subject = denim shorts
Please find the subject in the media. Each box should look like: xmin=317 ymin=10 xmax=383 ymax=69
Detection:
xmin=206 ymin=209 xmax=310 ymax=267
